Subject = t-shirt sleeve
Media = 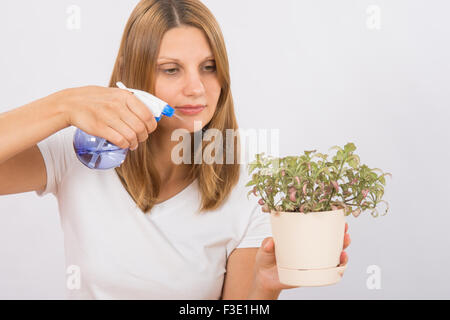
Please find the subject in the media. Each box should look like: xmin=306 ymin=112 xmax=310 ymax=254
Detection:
xmin=35 ymin=125 xmax=77 ymax=197
xmin=235 ymin=203 xmax=272 ymax=249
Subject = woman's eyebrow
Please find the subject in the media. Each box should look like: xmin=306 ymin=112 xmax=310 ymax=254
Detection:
xmin=157 ymin=55 xmax=215 ymax=63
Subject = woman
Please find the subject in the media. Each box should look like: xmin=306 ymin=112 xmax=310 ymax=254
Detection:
xmin=0 ymin=0 xmax=350 ymax=299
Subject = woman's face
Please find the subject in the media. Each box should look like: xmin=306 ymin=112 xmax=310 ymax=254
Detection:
xmin=154 ymin=26 xmax=221 ymax=133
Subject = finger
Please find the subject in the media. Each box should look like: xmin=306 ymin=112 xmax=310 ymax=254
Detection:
xmin=99 ymin=124 xmax=131 ymax=150
xmin=345 ymin=222 xmax=348 ymax=234
xmin=262 ymin=237 xmax=274 ymax=253
xmin=256 ymin=237 xmax=277 ymax=269
xmin=339 ymin=251 xmax=348 ymax=266
xmin=343 ymin=233 xmax=351 ymax=249
xmin=106 ymin=117 xmax=139 ymax=150
xmin=125 ymin=92 xmax=158 ymax=134
xmin=117 ymin=106 xmax=149 ymax=144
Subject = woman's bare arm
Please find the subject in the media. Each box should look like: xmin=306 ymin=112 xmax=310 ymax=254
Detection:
xmin=0 ymin=85 xmax=157 ymax=196
xmin=0 ymin=92 xmax=68 ymax=165
xmin=0 ymin=92 xmax=68 ymax=195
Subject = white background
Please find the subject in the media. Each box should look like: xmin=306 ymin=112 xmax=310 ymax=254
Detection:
xmin=0 ymin=0 xmax=449 ymax=299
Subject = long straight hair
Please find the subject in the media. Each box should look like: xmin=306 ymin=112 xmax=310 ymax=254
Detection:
xmin=109 ymin=0 xmax=241 ymax=214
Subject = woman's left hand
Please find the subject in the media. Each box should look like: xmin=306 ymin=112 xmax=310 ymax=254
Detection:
xmin=253 ymin=222 xmax=351 ymax=292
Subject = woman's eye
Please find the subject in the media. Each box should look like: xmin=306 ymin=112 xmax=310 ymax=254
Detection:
xmin=164 ymin=68 xmax=178 ymax=75
xmin=204 ymin=65 xmax=216 ymax=72
xmin=161 ymin=64 xmax=216 ymax=75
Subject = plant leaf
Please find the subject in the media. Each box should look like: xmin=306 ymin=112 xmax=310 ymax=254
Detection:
xmin=344 ymin=143 xmax=357 ymax=153
xmin=245 ymin=180 xmax=256 ymax=187
xmin=328 ymin=145 xmax=343 ymax=153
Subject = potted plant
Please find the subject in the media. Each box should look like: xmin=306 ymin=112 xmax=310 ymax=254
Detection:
xmin=246 ymin=142 xmax=392 ymax=287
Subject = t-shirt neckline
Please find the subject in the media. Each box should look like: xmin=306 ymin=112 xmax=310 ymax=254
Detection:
xmin=112 ymin=170 xmax=197 ymax=213
xmin=152 ymin=178 xmax=197 ymax=208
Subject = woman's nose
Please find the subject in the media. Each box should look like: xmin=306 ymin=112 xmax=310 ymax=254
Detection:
xmin=183 ymin=71 xmax=206 ymax=97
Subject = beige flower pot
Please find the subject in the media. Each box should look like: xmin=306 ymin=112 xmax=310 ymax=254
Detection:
xmin=270 ymin=208 xmax=347 ymax=287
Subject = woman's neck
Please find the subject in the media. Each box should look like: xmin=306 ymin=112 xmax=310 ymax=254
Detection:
xmin=149 ymin=127 xmax=192 ymax=184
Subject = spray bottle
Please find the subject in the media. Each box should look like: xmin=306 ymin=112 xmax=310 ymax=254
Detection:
xmin=73 ymin=82 xmax=175 ymax=170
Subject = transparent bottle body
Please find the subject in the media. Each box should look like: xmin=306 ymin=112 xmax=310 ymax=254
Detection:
xmin=73 ymin=129 xmax=129 ymax=170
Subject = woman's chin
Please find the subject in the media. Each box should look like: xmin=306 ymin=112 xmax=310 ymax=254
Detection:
xmin=159 ymin=124 xmax=200 ymax=135
xmin=171 ymin=121 xmax=210 ymax=133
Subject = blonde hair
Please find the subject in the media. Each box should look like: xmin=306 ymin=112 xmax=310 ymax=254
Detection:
xmin=109 ymin=0 xmax=241 ymax=214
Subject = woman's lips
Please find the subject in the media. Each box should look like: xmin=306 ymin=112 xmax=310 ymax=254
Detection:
xmin=175 ymin=105 xmax=206 ymax=115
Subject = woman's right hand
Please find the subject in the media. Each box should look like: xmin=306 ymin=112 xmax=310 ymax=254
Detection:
xmin=55 ymin=85 xmax=157 ymax=151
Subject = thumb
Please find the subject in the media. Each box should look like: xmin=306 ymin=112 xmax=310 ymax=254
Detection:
xmin=256 ymin=237 xmax=277 ymax=269
xmin=261 ymin=237 xmax=274 ymax=253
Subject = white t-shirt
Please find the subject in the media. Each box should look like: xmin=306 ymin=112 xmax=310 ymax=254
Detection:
xmin=35 ymin=125 xmax=272 ymax=300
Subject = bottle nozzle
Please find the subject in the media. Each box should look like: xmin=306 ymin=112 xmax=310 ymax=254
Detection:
xmin=162 ymin=104 xmax=175 ymax=117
